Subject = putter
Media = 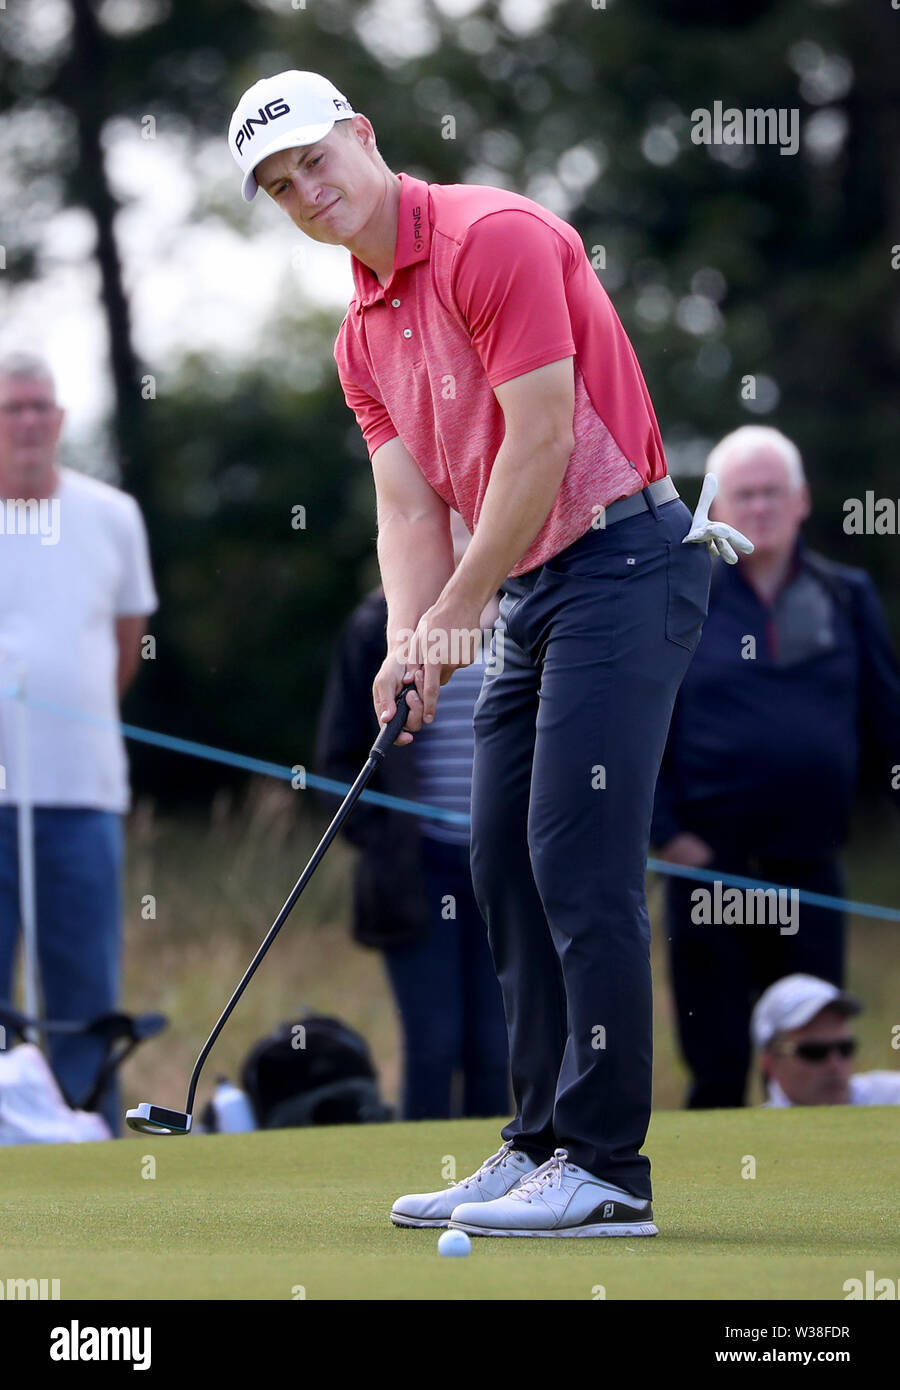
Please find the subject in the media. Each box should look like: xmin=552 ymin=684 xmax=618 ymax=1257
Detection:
xmin=126 ymin=683 xmax=419 ymax=1136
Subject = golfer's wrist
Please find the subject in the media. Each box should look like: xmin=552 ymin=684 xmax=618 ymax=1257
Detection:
xmin=442 ymin=556 xmax=502 ymax=613
xmin=385 ymin=629 xmax=416 ymax=667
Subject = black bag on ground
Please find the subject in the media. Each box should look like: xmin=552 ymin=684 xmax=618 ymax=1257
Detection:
xmin=240 ymin=1012 xmax=394 ymax=1128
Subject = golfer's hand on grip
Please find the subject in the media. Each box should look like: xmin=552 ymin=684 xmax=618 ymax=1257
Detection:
xmin=373 ymin=655 xmax=426 ymax=747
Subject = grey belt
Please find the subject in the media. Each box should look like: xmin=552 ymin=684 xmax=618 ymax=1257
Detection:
xmin=505 ymin=475 xmax=682 ymax=591
xmin=602 ymin=475 xmax=679 ymax=526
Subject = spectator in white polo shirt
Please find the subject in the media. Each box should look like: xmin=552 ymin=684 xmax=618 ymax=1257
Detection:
xmin=752 ymin=974 xmax=900 ymax=1107
xmin=0 ymin=352 xmax=158 ymax=1135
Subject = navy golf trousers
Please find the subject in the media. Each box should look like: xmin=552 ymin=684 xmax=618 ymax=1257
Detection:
xmin=469 ymin=491 xmax=710 ymax=1199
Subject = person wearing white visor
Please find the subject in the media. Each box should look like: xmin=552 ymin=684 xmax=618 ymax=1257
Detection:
xmin=752 ymin=974 xmax=900 ymax=1107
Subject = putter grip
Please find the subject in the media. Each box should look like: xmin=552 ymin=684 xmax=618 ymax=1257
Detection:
xmin=370 ymin=682 xmax=418 ymax=760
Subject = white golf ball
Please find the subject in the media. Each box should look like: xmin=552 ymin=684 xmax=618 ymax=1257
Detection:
xmin=437 ymin=1229 xmax=471 ymax=1258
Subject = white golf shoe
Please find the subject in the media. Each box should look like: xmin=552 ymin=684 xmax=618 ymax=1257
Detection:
xmin=448 ymin=1147 xmax=658 ymax=1238
xmin=390 ymin=1140 xmax=539 ymax=1229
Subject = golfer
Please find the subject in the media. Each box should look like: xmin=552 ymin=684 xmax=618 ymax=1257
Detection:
xmin=229 ymin=72 xmax=751 ymax=1237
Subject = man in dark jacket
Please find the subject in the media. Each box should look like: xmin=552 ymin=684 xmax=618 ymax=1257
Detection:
xmin=653 ymin=426 xmax=900 ymax=1109
xmin=315 ymin=585 xmax=430 ymax=951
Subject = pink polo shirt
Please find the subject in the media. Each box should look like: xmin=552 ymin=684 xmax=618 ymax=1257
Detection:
xmin=334 ymin=172 xmax=668 ymax=577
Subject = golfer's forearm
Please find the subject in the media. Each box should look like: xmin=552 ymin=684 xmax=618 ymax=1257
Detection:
xmin=444 ymin=435 xmax=573 ymax=609
xmin=378 ymin=514 xmax=455 ymax=654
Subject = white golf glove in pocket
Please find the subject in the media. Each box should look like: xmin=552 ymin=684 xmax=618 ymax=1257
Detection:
xmin=682 ymin=473 xmax=754 ymax=565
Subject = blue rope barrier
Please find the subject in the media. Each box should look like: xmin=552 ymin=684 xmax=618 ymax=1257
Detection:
xmin=1 ymin=691 xmax=469 ymax=826
xmin=644 ymin=857 xmax=900 ymax=923
xmin=1 ymin=689 xmax=898 ymax=921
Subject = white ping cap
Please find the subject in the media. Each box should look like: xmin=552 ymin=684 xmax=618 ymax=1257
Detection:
xmin=229 ymin=70 xmax=355 ymax=202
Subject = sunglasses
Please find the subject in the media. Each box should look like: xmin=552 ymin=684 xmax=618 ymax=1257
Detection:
xmin=775 ymin=1038 xmax=856 ymax=1063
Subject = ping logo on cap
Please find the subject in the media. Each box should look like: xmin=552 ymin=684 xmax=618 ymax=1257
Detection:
xmin=234 ymin=98 xmax=291 ymax=155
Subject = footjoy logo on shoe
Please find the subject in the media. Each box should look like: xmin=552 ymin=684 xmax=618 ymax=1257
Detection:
xmin=602 ymin=1202 xmax=615 ymax=1218
xmin=50 ymin=1322 xmax=151 ymax=1371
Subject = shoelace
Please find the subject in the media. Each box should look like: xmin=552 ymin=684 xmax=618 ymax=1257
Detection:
xmin=508 ymin=1148 xmax=571 ymax=1202
xmin=460 ymin=1140 xmax=519 ymax=1188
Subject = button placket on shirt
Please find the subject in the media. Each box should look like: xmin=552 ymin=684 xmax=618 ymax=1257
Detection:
xmin=390 ymin=294 xmax=415 ymax=343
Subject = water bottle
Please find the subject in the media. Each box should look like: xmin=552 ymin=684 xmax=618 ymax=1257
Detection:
xmin=211 ymin=1076 xmax=256 ymax=1132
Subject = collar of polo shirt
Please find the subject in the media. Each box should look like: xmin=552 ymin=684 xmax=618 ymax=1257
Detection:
xmin=351 ymin=173 xmax=432 ymax=312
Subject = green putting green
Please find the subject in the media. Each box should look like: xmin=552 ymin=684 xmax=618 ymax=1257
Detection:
xmin=1 ymin=1106 xmax=896 ymax=1300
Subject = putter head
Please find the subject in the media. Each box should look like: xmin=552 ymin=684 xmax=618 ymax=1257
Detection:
xmin=125 ymin=1102 xmax=192 ymax=1136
